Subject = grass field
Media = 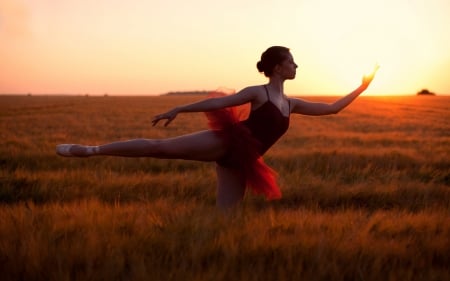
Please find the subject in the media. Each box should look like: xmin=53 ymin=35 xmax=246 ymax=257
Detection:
xmin=0 ymin=94 xmax=449 ymax=281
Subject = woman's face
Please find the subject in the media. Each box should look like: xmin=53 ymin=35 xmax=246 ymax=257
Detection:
xmin=276 ymin=53 xmax=298 ymax=79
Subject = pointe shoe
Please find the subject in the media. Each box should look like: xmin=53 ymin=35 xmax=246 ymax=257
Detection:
xmin=56 ymin=144 xmax=98 ymax=157
xmin=56 ymin=144 xmax=77 ymax=157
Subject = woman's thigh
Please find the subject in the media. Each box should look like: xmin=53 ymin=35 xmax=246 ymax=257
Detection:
xmin=156 ymin=130 xmax=227 ymax=161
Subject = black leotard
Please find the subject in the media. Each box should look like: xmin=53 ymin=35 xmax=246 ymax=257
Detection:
xmin=216 ymin=85 xmax=290 ymax=167
xmin=241 ymin=85 xmax=290 ymax=155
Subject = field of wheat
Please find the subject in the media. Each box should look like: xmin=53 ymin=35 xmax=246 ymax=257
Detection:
xmin=0 ymin=94 xmax=449 ymax=281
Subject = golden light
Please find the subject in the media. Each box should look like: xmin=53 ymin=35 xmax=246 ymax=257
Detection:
xmin=294 ymin=0 xmax=445 ymax=95
xmin=1 ymin=0 xmax=449 ymax=96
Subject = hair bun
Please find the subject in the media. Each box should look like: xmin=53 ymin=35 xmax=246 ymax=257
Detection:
xmin=256 ymin=61 xmax=265 ymax=72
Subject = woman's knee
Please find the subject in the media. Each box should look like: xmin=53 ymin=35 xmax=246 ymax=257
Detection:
xmin=133 ymin=138 xmax=165 ymax=157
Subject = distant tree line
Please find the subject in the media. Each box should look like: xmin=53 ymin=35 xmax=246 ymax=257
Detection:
xmin=162 ymin=91 xmax=210 ymax=96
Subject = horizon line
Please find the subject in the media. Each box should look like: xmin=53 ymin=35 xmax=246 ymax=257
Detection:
xmin=1 ymin=92 xmax=448 ymax=97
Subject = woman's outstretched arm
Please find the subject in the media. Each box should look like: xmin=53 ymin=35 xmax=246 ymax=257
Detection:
xmin=152 ymin=86 xmax=257 ymax=126
xmin=290 ymin=65 xmax=379 ymax=116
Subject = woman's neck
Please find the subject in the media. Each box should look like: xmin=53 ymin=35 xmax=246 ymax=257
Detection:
xmin=267 ymin=77 xmax=285 ymax=95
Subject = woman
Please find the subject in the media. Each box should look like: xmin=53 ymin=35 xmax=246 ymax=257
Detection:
xmin=57 ymin=46 xmax=378 ymax=210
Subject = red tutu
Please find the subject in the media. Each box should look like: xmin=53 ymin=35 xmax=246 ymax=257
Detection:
xmin=205 ymin=91 xmax=282 ymax=200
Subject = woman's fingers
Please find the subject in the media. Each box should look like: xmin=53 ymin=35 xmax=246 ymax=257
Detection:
xmin=151 ymin=118 xmax=160 ymax=126
xmin=362 ymin=64 xmax=380 ymax=86
xmin=164 ymin=118 xmax=173 ymax=127
xmin=151 ymin=114 xmax=165 ymax=126
xmin=152 ymin=112 xmax=176 ymax=127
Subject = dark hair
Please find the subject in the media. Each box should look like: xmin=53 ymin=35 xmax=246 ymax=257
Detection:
xmin=256 ymin=46 xmax=290 ymax=77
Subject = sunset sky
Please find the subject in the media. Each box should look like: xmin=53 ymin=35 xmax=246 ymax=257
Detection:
xmin=1 ymin=0 xmax=449 ymax=96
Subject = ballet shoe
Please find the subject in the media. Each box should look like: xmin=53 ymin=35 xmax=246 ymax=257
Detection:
xmin=56 ymin=144 xmax=77 ymax=157
xmin=56 ymin=144 xmax=71 ymax=156
xmin=56 ymin=144 xmax=99 ymax=157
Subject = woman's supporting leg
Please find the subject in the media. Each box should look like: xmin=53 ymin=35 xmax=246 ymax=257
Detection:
xmin=57 ymin=130 xmax=227 ymax=161
xmin=215 ymin=164 xmax=246 ymax=211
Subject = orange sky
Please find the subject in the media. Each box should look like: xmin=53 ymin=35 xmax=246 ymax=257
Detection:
xmin=1 ymin=0 xmax=449 ymax=96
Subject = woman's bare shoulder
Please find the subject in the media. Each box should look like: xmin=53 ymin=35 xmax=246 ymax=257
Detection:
xmin=235 ymin=85 xmax=267 ymax=107
xmin=237 ymin=85 xmax=266 ymax=97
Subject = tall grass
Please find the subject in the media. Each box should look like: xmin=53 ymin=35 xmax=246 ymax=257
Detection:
xmin=0 ymin=95 xmax=449 ymax=280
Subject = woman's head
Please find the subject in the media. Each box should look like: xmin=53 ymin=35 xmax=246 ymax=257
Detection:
xmin=256 ymin=46 xmax=292 ymax=77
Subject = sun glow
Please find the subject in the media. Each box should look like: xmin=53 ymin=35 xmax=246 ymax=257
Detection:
xmin=1 ymin=0 xmax=449 ymax=96
xmin=296 ymin=0 xmax=443 ymax=95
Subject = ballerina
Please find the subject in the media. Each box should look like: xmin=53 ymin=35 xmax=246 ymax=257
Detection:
xmin=57 ymin=46 xmax=378 ymax=210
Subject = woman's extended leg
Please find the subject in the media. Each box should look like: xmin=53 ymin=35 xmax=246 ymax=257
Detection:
xmin=57 ymin=130 xmax=248 ymax=209
xmin=57 ymin=130 xmax=227 ymax=162
xmin=215 ymin=164 xmax=246 ymax=211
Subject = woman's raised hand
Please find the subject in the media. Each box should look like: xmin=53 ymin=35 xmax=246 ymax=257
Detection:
xmin=152 ymin=108 xmax=179 ymax=127
xmin=361 ymin=64 xmax=380 ymax=89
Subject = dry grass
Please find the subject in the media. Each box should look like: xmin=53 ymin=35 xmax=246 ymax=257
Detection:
xmin=0 ymin=94 xmax=449 ymax=281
